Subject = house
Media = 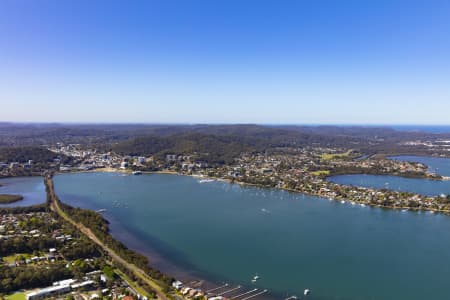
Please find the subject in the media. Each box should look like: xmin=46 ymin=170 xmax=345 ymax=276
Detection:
xmin=9 ymin=162 xmax=20 ymax=169
xmin=166 ymin=154 xmax=177 ymax=162
xmin=172 ymin=280 xmax=183 ymax=290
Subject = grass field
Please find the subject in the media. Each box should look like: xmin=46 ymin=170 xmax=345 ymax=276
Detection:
xmin=6 ymin=292 xmax=26 ymax=300
xmin=321 ymin=150 xmax=353 ymax=161
xmin=311 ymin=170 xmax=330 ymax=176
xmin=2 ymin=253 xmax=33 ymax=263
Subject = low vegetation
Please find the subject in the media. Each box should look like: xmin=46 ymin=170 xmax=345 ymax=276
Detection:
xmin=0 ymin=194 xmax=23 ymax=204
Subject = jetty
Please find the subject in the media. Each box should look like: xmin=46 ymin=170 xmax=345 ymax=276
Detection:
xmin=241 ymin=289 xmax=268 ymax=300
xmin=206 ymin=283 xmax=229 ymax=293
xmin=218 ymin=285 xmax=241 ymax=296
xmin=231 ymin=289 xmax=258 ymax=299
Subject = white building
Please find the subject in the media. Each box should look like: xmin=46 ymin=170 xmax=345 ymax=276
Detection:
xmin=26 ymin=285 xmax=71 ymax=300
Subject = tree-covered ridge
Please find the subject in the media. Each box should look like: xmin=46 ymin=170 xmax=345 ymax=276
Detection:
xmin=0 ymin=147 xmax=70 ymax=164
xmin=112 ymin=133 xmax=265 ymax=164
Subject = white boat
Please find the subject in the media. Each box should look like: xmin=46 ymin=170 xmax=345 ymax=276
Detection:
xmin=304 ymin=289 xmax=310 ymax=296
xmin=360 ymin=204 xmax=366 ymax=207
xmin=132 ymin=171 xmax=142 ymax=175
xmin=199 ymin=179 xmax=214 ymax=183
xmin=340 ymin=200 xmax=345 ymax=204
xmin=251 ymin=274 xmax=259 ymax=282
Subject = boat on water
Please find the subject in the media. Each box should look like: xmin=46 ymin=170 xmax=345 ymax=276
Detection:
xmin=251 ymin=274 xmax=259 ymax=282
xmin=198 ymin=179 xmax=215 ymax=183
xmin=132 ymin=171 xmax=142 ymax=175
xmin=304 ymin=289 xmax=310 ymax=296
xmin=340 ymin=200 xmax=345 ymax=204
xmin=96 ymin=209 xmax=107 ymax=213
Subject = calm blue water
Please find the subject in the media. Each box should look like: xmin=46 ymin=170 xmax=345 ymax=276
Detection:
xmin=389 ymin=155 xmax=450 ymax=177
xmin=54 ymin=172 xmax=450 ymax=300
xmin=0 ymin=176 xmax=45 ymax=207
xmin=328 ymin=174 xmax=450 ymax=196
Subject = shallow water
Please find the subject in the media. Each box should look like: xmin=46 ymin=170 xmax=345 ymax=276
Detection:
xmin=0 ymin=176 xmax=45 ymax=207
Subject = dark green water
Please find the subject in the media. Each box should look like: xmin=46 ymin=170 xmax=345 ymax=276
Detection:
xmin=54 ymin=172 xmax=450 ymax=300
xmin=0 ymin=176 xmax=45 ymax=207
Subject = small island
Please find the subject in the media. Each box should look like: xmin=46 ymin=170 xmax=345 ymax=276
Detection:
xmin=0 ymin=194 xmax=24 ymax=204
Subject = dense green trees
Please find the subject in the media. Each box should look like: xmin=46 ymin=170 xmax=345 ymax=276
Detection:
xmin=0 ymin=264 xmax=73 ymax=293
xmin=0 ymin=147 xmax=71 ymax=164
xmin=0 ymin=236 xmax=58 ymax=256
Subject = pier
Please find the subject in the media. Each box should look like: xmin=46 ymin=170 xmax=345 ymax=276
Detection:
xmin=206 ymin=283 xmax=228 ymax=293
xmin=218 ymin=285 xmax=242 ymax=296
xmin=241 ymin=289 xmax=268 ymax=300
xmin=231 ymin=289 xmax=258 ymax=299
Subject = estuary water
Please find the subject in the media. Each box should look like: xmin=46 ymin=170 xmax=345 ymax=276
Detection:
xmin=53 ymin=172 xmax=450 ymax=300
xmin=0 ymin=176 xmax=45 ymax=207
xmin=328 ymin=174 xmax=450 ymax=196
xmin=329 ymin=155 xmax=450 ymax=196
xmin=389 ymin=155 xmax=450 ymax=177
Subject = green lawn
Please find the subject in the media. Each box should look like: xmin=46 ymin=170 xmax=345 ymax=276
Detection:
xmin=6 ymin=292 xmax=26 ymax=300
xmin=3 ymin=253 xmax=33 ymax=263
xmin=311 ymin=170 xmax=330 ymax=176
xmin=321 ymin=150 xmax=353 ymax=161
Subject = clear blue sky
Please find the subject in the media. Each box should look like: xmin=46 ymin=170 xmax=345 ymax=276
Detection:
xmin=1 ymin=0 xmax=449 ymax=124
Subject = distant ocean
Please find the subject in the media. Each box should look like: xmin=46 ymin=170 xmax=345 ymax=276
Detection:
xmin=390 ymin=125 xmax=450 ymax=134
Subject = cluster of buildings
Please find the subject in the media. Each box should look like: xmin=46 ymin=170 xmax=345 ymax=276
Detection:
xmin=166 ymin=147 xmax=447 ymax=212
xmin=0 ymin=160 xmax=38 ymax=177
xmin=400 ymin=139 xmax=450 ymax=153
xmin=47 ymin=142 xmax=450 ymax=211
xmin=26 ymin=278 xmax=97 ymax=300
xmin=1 ymin=211 xmax=150 ymax=300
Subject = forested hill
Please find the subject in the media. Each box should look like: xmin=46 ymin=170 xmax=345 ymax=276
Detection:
xmin=1 ymin=124 xmax=450 ymax=163
xmin=110 ymin=128 xmax=366 ymax=164
xmin=0 ymin=147 xmax=71 ymax=164
xmin=1 ymin=123 xmax=449 ymax=148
